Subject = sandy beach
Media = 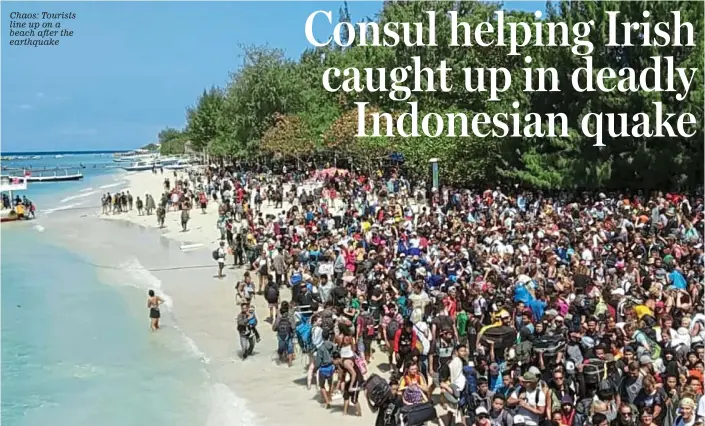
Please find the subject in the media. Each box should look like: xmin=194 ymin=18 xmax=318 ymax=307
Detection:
xmin=101 ymin=170 xmax=391 ymax=426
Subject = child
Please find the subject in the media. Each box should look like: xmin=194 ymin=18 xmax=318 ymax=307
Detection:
xmin=247 ymin=305 xmax=261 ymax=342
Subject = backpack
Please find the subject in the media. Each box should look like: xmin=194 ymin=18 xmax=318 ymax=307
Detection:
xmin=458 ymin=365 xmax=478 ymax=408
xmin=456 ymin=311 xmax=469 ymax=337
xmin=515 ymin=341 xmax=533 ymax=365
xmin=386 ymin=319 xmax=400 ymax=341
xmin=635 ymin=330 xmax=662 ymax=360
xmin=290 ymin=272 xmax=303 ymax=286
xmin=277 ymin=316 xmax=292 ymax=339
xmin=361 ymin=313 xmax=376 ymax=338
xmin=266 ymin=285 xmax=279 ymax=302
xmin=295 ymin=321 xmax=312 ymax=351
xmin=212 ymin=249 xmax=220 ymax=261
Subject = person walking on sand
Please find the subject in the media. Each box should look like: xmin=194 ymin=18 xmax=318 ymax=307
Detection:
xmin=180 ymin=207 xmax=190 ymax=232
xmin=214 ymin=241 xmax=227 ymax=278
xmin=147 ymin=289 xmax=164 ymax=331
xmin=136 ymin=196 xmax=144 ymax=215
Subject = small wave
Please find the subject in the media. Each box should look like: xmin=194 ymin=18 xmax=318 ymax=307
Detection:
xmin=206 ymin=383 xmax=257 ymax=426
xmin=120 ymin=258 xmax=211 ymax=364
xmin=99 ymin=182 xmax=124 ymax=189
xmin=43 ymin=202 xmax=84 ymax=215
xmin=80 ymin=187 xmax=94 ymax=192
xmin=34 ymin=224 xmax=45 ymax=232
xmin=61 ymin=190 xmax=97 ymax=203
xmin=120 ymin=258 xmax=173 ymax=309
xmin=174 ymin=328 xmax=212 ymax=364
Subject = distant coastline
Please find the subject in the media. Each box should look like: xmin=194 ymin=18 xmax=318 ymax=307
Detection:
xmin=1 ymin=150 xmax=130 ymax=156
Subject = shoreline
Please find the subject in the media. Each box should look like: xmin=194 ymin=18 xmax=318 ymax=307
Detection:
xmin=98 ymin=170 xmax=391 ymax=426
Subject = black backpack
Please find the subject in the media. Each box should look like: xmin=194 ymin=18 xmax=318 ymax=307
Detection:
xmin=277 ymin=316 xmax=292 ymax=339
xmin=266 ymin=285 xmax=279 ymax=302
xmin=212 ymin=249 xmax=220 ymax=261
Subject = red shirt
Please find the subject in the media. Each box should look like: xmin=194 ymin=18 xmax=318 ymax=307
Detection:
xmin=393 ymin=328 xmax=417 ymax=353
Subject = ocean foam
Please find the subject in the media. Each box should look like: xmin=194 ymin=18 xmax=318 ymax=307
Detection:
xmin=61 ymin=190 xmax=98 ymax=203
xmin=43 ymin=202 xmax=84 ymax=215
xmin=120 ymin=258 xmax=211 ymax=364
xmin=80 ymin=187 xmax=94 ymax=192
xmin=206 ymin=383 xmax=257 ymax=426
xmin=34 ymin=224 xmax=45 ymax=232
xmin=98 ymin=182 xmax=125 ymax=189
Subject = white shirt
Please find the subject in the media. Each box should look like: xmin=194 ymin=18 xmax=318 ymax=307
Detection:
xmin=448 ymin=356 xmax=466 ymax=391
xmin=510 ymin=386 xmax=546 ymax=426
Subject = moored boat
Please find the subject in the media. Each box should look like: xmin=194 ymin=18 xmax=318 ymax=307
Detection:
xmin=0 ymin=176 xmax=33 ymax=222
xmin=16 ymin=169 xmax=83 ymax=182
xmin=163 ymin=159 xmax=192 ymax=170
xmin=121 ymin=161 xmax=156 ymax=172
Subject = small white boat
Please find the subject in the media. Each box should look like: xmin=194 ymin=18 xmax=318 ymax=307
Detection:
xmin=1 ymin=176 xmax=32 ymax=222
xmin=163 ymin=159 xmax=191 ymax=170
xmin=55 ymin=155 xmax=64 ymax=159
xmin=157 ymin=157 xmax=179 ymax=166
xmin=121 ymin=161 xmax=155 ymax=172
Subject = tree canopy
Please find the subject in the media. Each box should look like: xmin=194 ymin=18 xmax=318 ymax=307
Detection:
xmin=166 ymin=0 xmax=703 ymax=190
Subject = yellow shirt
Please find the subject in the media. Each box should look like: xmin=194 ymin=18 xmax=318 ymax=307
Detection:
xmin=633 ymin=305 xmax=654 ymax=320
xmin=361 ymin=221 xmax=371 ymax=232
xmin=15 ymin=204 xmax=25 ymax=215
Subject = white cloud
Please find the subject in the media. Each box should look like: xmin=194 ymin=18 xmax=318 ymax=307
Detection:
xmin=36 ymin=92 xmax=45 ymax=98
xmin=18 ymin=104 xmax=33 ymax=110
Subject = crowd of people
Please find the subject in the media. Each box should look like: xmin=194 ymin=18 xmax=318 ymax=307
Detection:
xmin=2 ymin=192 xmax=36 ymax=219
xmin=177 ymin=161 xmax=704 ymax=426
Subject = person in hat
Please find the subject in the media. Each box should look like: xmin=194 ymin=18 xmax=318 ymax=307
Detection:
xmin=474 ymin=406 xmax=491 ymax=426
xmin=508 ymin=372 xmax=546 ymax=426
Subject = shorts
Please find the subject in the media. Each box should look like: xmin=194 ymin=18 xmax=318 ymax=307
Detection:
xmin=343 ymin=384 xmax=361 ymax=404
xmin=361 ymin=337 xmax=373 ymax=353
xmin=278 ymin=336 xmax=294 ymax=355
xmin=318 ymin=364 xmax=336 ymax=388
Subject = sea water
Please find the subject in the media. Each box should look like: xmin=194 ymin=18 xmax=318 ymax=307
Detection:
xmin=1 ymin=154 xmax=253 ymax=426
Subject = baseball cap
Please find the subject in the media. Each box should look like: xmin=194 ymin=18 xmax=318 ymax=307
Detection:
xmin=475 ymin=406 xmax=489 ymax=416
xmin=513 ymin=415 xmax=526 ymax=425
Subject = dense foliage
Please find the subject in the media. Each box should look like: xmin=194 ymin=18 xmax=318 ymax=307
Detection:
xmin=164 ymin=0 xmax=703 ymax=190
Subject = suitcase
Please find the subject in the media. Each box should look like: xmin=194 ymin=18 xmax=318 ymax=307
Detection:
xmin=365 ymin=374 xmax=392 ymax=407
xmin=400 ymin=402 xmax=437 ymax=426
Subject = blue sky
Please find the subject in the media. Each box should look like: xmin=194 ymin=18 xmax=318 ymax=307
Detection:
xmin=1 ymin=1 xmax=544 ymax=153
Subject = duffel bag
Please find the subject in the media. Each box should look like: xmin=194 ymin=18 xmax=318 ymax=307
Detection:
xmin=365 ymin=374 xmax=391 ymax=407
xmin=533 ymin=335 xmax=566 ymax=355
xmin=400 ymin=402 xmax=437 ymax=426
xmin=583 ymin=359 xmax=606 ymax=385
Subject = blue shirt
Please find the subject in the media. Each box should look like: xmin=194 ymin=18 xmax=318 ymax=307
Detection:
xmin=514 ymin=284 xmax=534 ymax=303
xmin=669 ymin=270 xmax=687 ymax=290
xmin=527 ymin=299 xmax=547 ymax=322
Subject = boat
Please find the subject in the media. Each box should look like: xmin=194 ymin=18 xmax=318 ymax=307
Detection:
xmin=157 ymin=157 xmax=180 ymax=166
xmin=20 ymin=169 xmax=84 ymax=182
xmin=55 ymin=155 xmax=64 ymax=159
xmin=163 ymin=159 xmax=192 ymax=170
xmin=0 ymin=176 xmax=32 ymax=222
xmin=113 ymin=150 xmax=158 ymax=163
xmin=121 ymin=161 xmax=156 ymax=172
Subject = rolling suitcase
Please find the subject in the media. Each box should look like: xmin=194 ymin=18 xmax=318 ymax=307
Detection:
xmin=400 ymin=402 xmax=437 ymax=426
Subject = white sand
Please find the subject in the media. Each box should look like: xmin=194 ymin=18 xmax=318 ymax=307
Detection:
xmin=101 ymin=170 xmax=395 ymax=426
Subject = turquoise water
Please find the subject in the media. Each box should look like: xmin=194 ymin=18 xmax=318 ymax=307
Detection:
xmin=1 ymin=155 xmax=219 ymax=426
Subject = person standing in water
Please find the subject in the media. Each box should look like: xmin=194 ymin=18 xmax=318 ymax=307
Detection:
xmin=147 ymin=289 xmax=164 ymax=331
